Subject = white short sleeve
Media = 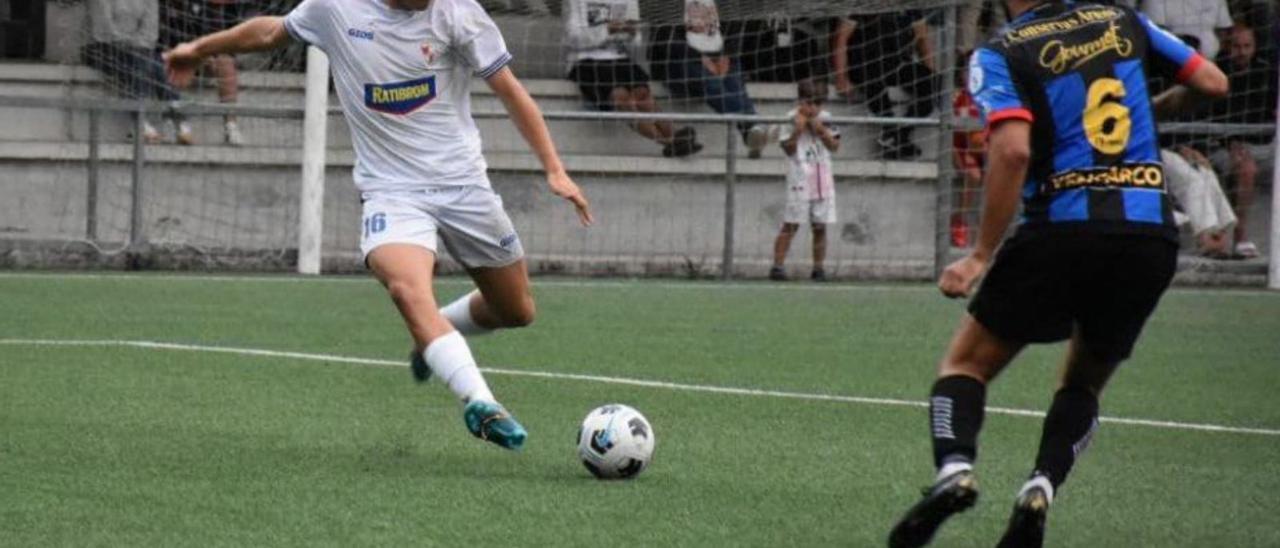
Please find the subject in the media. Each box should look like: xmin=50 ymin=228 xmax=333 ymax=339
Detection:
xmin=283 ymin=0 xmax=332 ymax=48
xmin=450 ymin=0 xmax=512 ymax=78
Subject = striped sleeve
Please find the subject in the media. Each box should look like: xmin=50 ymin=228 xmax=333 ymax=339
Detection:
xmin=969 ymin=48 xmax=1033 ymax=128
xmin=1137 ymin=12 xmax=1204 ymax=83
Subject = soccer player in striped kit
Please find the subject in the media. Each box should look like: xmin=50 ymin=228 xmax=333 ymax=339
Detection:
xmin=887 ymin=1 xmax=1227 ymax=546
xmin=164 ymin=0 xmax=593 ymax=451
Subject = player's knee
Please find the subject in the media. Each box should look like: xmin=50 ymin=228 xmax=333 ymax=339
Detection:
xmin=384 ymin=278 xmax=432 ymax=309
xmin=780 ymin=223 xmax=799 ymax=234
xmin=500 ymin=297 xmax=536 ymax=328
xmin=812 ymin=224 xmax=827 ymax=235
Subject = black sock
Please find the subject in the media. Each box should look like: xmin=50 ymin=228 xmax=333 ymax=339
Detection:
xmin=930 ymin=375 xmax=987 ymax=469
xmin=1033 ymin=386 xmax=1100 ymax=489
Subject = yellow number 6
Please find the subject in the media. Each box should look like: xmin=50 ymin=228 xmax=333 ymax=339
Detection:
xmin=1083 ymin=78 xmax=1131 ymax=156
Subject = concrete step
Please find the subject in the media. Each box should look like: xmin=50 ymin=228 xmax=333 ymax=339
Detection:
xmin=0 ymin=62 xmax=942 ymax=160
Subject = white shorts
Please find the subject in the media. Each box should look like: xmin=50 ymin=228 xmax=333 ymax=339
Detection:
xmin=784 ymin=198 xmax=837 ymax=225
xmin=359 ymin=185 xmax=525 ymax=269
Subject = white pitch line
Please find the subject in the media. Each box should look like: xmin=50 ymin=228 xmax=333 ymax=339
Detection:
xmin=3 ymin=338 xmax=1278 ymax=438
xmin=0 ymin=271 xmax=1277 ymax=298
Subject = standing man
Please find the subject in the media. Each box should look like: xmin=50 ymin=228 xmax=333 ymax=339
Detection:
xmin=832 ymin=10 xmax=938 ymax=160
xmin=165 ymin=0 xmax=593 ymax=450
xmin=887 ymin=2 xmax=1227 ymax=547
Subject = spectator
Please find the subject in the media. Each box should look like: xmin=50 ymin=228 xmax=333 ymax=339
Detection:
xmin=83 ymin=0 xmax=193 ymax=144
xmin=1163 ymin=147 xmax=1237 ymax=257
xmin=832 ymin=11 xmax=938 ymax=160
xmin=648 ymin=0 xmax=768 ymax=158
xmin=564 ymin=0 xmax=702 ymax=157
xmin=770 ymin=79 xmax=841 ymax=282
xmin=1209 ymin=23 xmax=1277 ymax=259
xmin=951 ymin=52 xmax=983 ymax=248
xmin=1139 ymin=0 xmax=1234 ymax=59
xmin=166 ymin=0 xmax=251 ymax=146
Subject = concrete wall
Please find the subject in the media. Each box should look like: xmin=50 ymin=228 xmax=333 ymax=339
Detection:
xmin=0 ymin=156 xmax=937 ymax=278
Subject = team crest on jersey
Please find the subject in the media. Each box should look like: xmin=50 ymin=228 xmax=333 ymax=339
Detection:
xmin=364 ymin=77 xmax=437 ymax=115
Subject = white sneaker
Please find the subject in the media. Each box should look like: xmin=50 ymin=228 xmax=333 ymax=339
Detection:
xmin=174 ymin=121 xmax=195 ymax=146
xmin=1235 ymin=240 xmax=1260 ymax=259
xmin=141 ymin=121 xmax=163 ymax=144
xmin=224 ymin=120 xmax=246 ymax=147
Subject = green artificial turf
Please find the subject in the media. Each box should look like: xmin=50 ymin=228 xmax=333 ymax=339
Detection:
xmin=1 ymin=273 xmax=1277 ymax=546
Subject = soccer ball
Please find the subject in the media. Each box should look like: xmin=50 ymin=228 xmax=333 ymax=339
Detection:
xmin=577 ymin=404 xmax=655 ymax=480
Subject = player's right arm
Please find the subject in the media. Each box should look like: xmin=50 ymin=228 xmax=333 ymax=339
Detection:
xmin=939 ymin=47 xmax=1033 ymax=298
xmin=165 ymin=16 xmax=291 ymax=88
xmin=1136 ymin=11 xmax=1229 ymax=115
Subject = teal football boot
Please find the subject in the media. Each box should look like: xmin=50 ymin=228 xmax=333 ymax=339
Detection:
xmin=463 ymin=400 xmax=527 ymax=450
xmin=409 ymin=350 xmax=431 ymax=383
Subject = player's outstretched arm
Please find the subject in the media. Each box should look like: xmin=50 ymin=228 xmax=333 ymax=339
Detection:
xmin=1153 ymin=61 xmax=1229 ymax=116
xmin=164 ymin=16 xmax=291 ymax=88
xmin=487 ymin=67 xmax=594 ymax=226
xmin=939 ymin=120 xmax=1030 ymax=299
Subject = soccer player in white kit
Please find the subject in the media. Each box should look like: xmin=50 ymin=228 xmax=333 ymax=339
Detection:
xmin=163 ymin=0 xmax=593 ymax=451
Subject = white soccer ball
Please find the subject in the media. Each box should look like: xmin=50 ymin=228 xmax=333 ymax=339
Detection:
xmin=577 ymin=404 xmax=655 ymax=480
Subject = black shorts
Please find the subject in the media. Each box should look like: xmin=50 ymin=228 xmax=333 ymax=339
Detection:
xmin=568 ymin=59 xmax=652 ymax=110
xmin=969 ymin=232 xmax=1178 ymax=362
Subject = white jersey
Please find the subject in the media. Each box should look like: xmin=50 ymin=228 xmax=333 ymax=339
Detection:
xmin=284 ymin=0 xmax=511 ymax=192
xmin=779 ymin=109 xmax=839 ymax=202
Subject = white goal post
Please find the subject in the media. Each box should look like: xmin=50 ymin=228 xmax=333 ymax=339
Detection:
xmin=298 ymin=46 xmax=329 ymax=276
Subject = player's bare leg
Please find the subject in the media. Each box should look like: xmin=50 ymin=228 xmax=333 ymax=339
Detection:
xmin=771 ymin=223 xmax=798 ymax=280
xmin=368 ymin=244 xmax=455 ymax=347
xmin=368 ymin=244 xmax=526 ymax=450
xmin=890 ymin=315 xmax=1023 ymax=548
xmin=439 ymin=259 xmax=536 ymax=336
xmin=998 ymin=331 xmax=1119 ymax=548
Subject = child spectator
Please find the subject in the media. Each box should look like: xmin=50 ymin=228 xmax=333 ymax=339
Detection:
xmin=832 ymin=11 xmax=938 ymax=160
xmin=84 ymin=0 xmax=193 ymax=144
xmin=564 ymin=0 xmax=702 ymax=157
xmin=771 ymin=79 xmax=840 ymax=281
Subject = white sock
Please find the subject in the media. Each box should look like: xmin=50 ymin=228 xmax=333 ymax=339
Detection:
xmin=936 ymin=460 xmax=973 ymax=483
xmin=423 ymin=331 xmax=494 ymax=403
xmin=440 ymin=291 xmax=493 ymax=337
xmin=1018 ymin=474 xmax=1055 ymax=505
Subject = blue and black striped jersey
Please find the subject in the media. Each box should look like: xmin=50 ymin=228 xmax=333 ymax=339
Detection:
xmin=969 ymin=1 xmax=1205 ymax=240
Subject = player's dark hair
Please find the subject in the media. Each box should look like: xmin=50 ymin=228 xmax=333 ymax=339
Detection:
xmin=797 ymin=78 xmax=828 ymax=102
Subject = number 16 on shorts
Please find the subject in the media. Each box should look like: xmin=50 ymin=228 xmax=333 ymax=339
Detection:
xmin=363 ymin=212 xmax=387 ymax=238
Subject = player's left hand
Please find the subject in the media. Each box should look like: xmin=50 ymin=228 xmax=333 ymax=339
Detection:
xmin=548 ymin=171 xmax=594 ymax=226
xmin=163 ymin=42 xmax=203 ymax=88
xmin=938 ymin=254 xmax=987 ymax=299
